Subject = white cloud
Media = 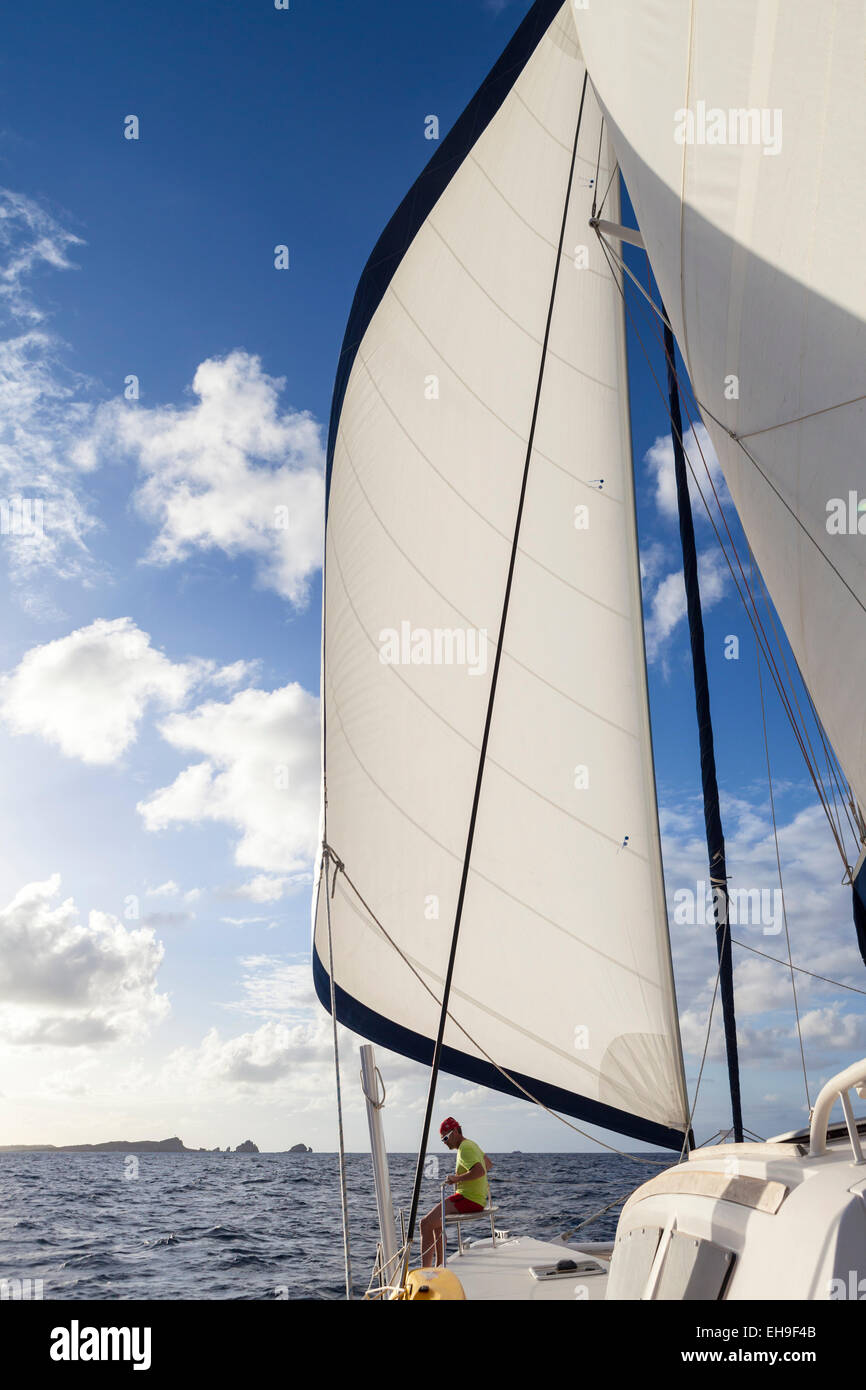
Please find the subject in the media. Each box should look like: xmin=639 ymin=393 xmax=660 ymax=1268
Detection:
xmin=137 ymin=684 xmax=320 ymax=874
xmin=170 ymin=1018 xmax=330 ymax=1087
xmin=644 ymin=547 xmax=728 ymax=662
xmin=79 ymin=351 xmax=325 ymax=604
xmin=146 ymin=881 xmax=180 ymax=898
xmin=0 ymin=874 xmax=168 ymax=1046
xmin=209 ymin=659 xmax=261 ymax=690
xmin=225 ymin=956 xmax=318 ymax=1020
xmin=220 ymin=915 xmax=280 ymax=929
xmin=0 ymin=191 xmax=102 ymax=604
xmin=0 ymin=617 xmax=203 ymax=764
xmin=225 ymin=873 xmax=307 ymax=903
xmin=664 ymin=791 xmax=866 ymax=1087
xmin=0 ymin=188 xmax=83 ymax=323
xmin=799 ymin=1004 xmax=866 ymax=1054
xmin=145 ymin=881 xmax=201 ymax=904
xmin=644 ymin=421 xmax=727 ymax=524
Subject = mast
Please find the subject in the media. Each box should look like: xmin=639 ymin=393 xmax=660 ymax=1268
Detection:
xmin=662 ymin=316 xmax=744 ymax=1144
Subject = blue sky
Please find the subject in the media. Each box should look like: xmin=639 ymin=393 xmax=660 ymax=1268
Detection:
xmin=0 ymin=0 xmax=863 ymax=1156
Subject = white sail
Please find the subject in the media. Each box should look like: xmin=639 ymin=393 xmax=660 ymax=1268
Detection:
xmin=575 ymin=0 xmax=866 ymax=817
xmin=313 ymin=0 xmax=690 ymax=1148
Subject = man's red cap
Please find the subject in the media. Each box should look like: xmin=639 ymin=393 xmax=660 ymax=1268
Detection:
xmin=439 ymin=1117 xmax=460 ymax=1137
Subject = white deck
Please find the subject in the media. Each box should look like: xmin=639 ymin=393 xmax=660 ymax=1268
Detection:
xmin=446 ymin=1235 xmax=610 ymax=1301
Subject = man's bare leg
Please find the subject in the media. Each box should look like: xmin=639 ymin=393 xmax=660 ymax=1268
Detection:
xmin=420 ymin=1205 xmax=442 ymax=1267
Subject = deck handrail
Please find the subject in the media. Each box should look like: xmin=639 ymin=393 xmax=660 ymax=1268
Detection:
xmin=809 ymin=1057 xmax=866 ymax=1161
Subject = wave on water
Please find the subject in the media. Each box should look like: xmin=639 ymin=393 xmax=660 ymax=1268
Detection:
xmin=0 ymin=1149 xmax=660 ymax=1299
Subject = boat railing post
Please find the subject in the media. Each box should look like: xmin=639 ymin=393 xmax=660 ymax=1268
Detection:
xmin=839 ymin=1089 xmax=865 ymax=1165
xmin=809 ymin=1057 xmax=866 ymax=1160
xmin=360 ymin=1044 xmax=400 ymax=1277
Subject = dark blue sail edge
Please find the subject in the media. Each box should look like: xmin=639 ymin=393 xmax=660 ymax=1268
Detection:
xmin=325 ymin=0 xmax=566 ymax=512
xmin=313 ymin=943 xmax=687 ymax=1152
xmin=853 ymin=858 xmax=866 ymax=969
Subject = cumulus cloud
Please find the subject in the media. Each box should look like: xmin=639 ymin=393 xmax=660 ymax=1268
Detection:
xmin=170 ymin=1018 xmax=330 ymax=1087
xmin=223 ymin=872 xmax=309 ymax=903
xmin=0 ymin=617 xmax=204 ymax=764
xmin=644 ymin=421 xmax=727 ymax=524
xmin=644 ymin=547 xmax=728 ymax=662
xmin=0 ymin=874 xmax=168 ymax=1046
xmin=78 ymin=351 xmax=325 ymax=604
xmin=137 ymin=684 xmax=320 ymax=874
xmin=664 ymin=790 xmax=866 ymax=1095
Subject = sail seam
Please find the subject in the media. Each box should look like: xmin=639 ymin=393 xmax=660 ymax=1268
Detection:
xmin=403 ymin=70 xmax=599 ymax=1253
xmin=695 ymin=404 xmax=866 ymax=624
xmin=424 ymin=215 xmax=613 ymax=367
xmin=387 ymin=279 xmax=617 ymax=397
xmin=468 ymin=151 xmax=613 ymax=278
xmin=328 ymin=509 xmax=638 ymax=740
xmin=325 ymin=0 xmax=569 ymax=509
xmin=351 ymin=339 xmax=622 ymax=505
xmin=319 ymin=859 xmax=682 ymax=1158
xmin=728 ymin=390 xmax=866 ymax=441
xmin=333 ymin=874 xmax=664 ymax=1108
xmin=336 ymin=403 xmax=630 ymax=618
xmin=595 ymin=233 xmax=860 ymax=868
xmin=513 ymin=85 xmax=601 ymax=159
xmin=325 ymin=695 xmax=670 ymax=978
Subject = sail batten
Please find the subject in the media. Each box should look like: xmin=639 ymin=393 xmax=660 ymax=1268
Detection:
xmin=314 ymin=1 xmax=691 ymax=1150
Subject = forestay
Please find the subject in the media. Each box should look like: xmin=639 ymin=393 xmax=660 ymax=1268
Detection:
xmin=313 ymin=0 xmax=690 ymax=1149
xmin=575 ymin=0 xmax=866 ymax=817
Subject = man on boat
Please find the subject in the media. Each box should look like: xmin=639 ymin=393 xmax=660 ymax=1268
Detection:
xmin=420 ymin=1117 xmax=492 ymax=1267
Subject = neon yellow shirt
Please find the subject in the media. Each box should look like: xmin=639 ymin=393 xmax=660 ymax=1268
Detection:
xmin=455 ymin=1138 xmax=488 ymax=1206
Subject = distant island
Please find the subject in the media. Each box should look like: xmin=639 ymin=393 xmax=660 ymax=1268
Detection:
xmin=0 ymin=1135 xmax=314 ymax=1154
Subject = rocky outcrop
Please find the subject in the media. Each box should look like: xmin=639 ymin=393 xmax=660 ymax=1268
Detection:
xmin=0 ymin=1136 xmax=190 ymax=1153
xmin=288 ymin=1143 xmax=312 ymax=1153
xmin=235 ymin=1140 xmax=259 ymax=1153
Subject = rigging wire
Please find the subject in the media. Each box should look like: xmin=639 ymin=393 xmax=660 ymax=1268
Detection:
xmin=751 ymin=553 xmax=811 ymax=1111
xmin=324 ymin=848 xmax=675 ymax=1168
xmin=594 ymin=226 xmax=857 ymax=873
xmin=731 ymin=937 xmax=866 ymax=998
xmin=677 ymin=909 xmax=727 ymax=1166
xmin=598 ymin=224 xmax=866 ymax=630
xmin=321 ymin=849 xmax=354 ymax=1300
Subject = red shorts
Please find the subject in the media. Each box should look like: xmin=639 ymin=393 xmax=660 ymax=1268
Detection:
xmin=448 ymin=1194 xmax=485 ymax=1214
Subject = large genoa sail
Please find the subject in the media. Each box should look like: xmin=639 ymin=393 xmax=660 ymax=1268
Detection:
xmin=575 ymin=0 xmax=866 ymax=820
xmin=313 ymin=0 xmax=690 ymax=1149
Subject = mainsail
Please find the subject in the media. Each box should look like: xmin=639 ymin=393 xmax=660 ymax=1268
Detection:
xmin=313 ymin=0 xmax=690 ymax=1150
xmin=575 ymin=0 xmax=866 ymax=818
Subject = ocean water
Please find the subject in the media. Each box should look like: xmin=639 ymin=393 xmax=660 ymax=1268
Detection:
xmin=0 ymin=1149 xmax=672 ymax=1300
